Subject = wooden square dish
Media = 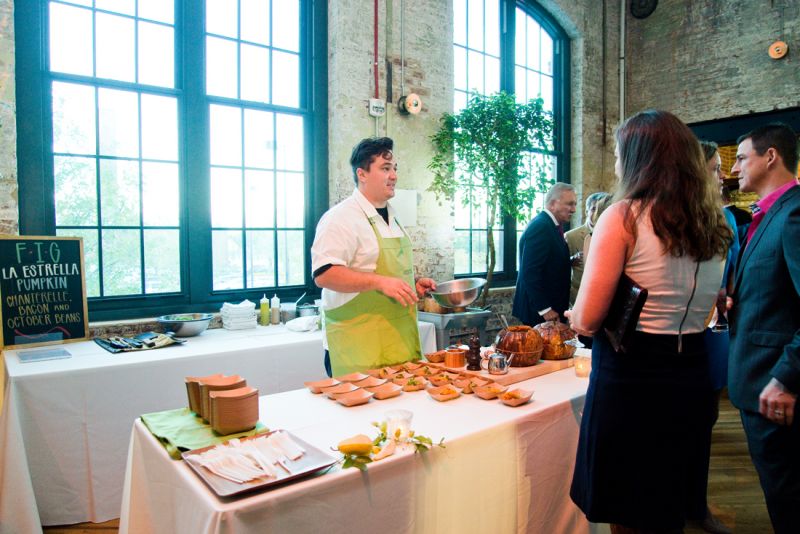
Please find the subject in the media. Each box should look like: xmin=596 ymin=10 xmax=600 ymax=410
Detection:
xmin=474 ymin=383 xmax=508 ymax=400
xmin=335 ymin=372 xmax=370 ymax=383
xmin=411 ymin=366 xmax=436 ymax=377
xmin=428 ymin=374 xmax=453 ymax=387
xmin=334 ymin=388 xmax=373 ymax=407
xmin=401 ymin=377 xmax=427 ymax=392
xmin=390 ymin=372 xmax=412 ymax=384
xmin=321 ymin=382 xmax=359 ymax=399
xmin=304 ymin=378 xmax=340 ymax=394
xmin=371 ymin=366 xmax=399 ymax=379
xmin=498 ymin=388 xmax=533 ymax=407
xmin=353 ymin=376 xmax=387 ymax=388
xmin=427 ymin=384 xmax=461 ymax=402
xmin=365 ymin=382 xmax=403 ymax=400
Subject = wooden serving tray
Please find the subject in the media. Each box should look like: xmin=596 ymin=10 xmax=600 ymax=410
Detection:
xmin=425 ymin=358 xmax=574 ymax=386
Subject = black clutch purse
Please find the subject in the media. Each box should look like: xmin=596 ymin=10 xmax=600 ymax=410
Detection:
xmin=602 ymin=274 xmax=648 ymax=353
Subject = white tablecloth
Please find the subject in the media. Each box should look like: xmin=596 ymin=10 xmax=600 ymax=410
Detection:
xmin=120 ymin=369 xmax=607 ymax=534
xmin=0 ymin=323 xmax=437 ymax=533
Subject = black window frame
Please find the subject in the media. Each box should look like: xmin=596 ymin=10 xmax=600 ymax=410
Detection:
xmin=15 ymin=0 xmax=328 ymax=321
xmin=452 ymin=0 xmax=570 ymax=285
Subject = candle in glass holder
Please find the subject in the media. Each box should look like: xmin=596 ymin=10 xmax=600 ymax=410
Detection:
xmin=385 ymin=409 xmax=413 ymax=441
xmin=574 ymin=355 xmax=591 ymax=377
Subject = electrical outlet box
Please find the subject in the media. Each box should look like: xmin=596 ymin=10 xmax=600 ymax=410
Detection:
xmin=369 ymin=98 xmax=386 ymax=117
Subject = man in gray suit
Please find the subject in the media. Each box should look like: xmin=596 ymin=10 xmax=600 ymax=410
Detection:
xmin=728 ymin=123 xmax=800 ymax=534
xmin=565 ymin=192 xmax=609 ymax=306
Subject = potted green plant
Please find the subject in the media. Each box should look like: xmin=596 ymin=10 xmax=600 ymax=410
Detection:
xmin=428 ymin=91 xmax=554 ymax=306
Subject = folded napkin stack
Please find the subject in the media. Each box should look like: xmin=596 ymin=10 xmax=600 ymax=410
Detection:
xmin=286 ymin=315 xmax=321 ymax=332
xmin=221 ymin=300 xmax=257 ymax=330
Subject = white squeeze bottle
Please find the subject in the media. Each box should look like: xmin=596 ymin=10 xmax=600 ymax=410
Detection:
xmin=270 ymin=294 xmax=281 ymax=324
xmin=259 ymin=294 xmax=269 ymax=326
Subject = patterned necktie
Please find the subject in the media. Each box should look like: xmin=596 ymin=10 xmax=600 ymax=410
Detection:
xmin=745 ymin=203 xmax=763 ymax=245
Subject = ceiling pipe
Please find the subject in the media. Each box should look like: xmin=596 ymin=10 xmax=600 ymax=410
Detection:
xmin=619 ymin=0 xmax=626 ymax=121
xmin=400 ymin=0 xmax=405 ymax=98
xmin=374 ymin=0 xmax=380 ymax=99
xmin=602 ymin=0 xmax=607 ymax=146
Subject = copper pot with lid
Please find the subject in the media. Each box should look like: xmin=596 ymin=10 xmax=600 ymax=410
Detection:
xmin=495 ymin=325 xmax=544 ymax=367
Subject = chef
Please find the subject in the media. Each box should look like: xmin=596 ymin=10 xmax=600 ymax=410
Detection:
xmin=311 ymin=137 xmax=436 ymax=376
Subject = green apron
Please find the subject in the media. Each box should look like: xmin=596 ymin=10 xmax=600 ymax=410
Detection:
xmin=325 ymin=213 xmax=422 ymax=376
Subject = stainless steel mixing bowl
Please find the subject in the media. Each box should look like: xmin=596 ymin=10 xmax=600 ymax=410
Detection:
xmin=429 ymin=278 xmax=486 ymax=308
xmin=157 ymin=313 xmax=213 ymax=337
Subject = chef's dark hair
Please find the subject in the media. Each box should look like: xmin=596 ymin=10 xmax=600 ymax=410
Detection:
xmin=737 ymin=123 xmax=799 ymax=175
xmin=350 ymin=137 xmax=394 ymax=185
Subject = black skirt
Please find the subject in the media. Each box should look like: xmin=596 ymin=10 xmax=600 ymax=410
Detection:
xmin=570 ymin=330 xmax=714 ymax=530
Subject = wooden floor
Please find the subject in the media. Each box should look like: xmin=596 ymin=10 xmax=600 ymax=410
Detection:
xmin=43 ymin=395 xmax=772 ymax=534
xmin=684 ymin=394 xmax=772 ymax=534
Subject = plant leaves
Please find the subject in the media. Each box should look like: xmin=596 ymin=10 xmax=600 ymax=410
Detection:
xmin=342 ymin=454 xmax=373 ymax=471
xmin=427 ymin=91 xmax=555 ymax=300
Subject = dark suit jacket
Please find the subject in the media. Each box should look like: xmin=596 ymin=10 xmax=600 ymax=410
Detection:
xmin=725 ymin=204 xmax=753 ymax=227
xmin=729 ymin=185 xmax=800 ymax=413
xmin=512 ymin=211 xmax=571 ymax=326
xmin=725 ymin=205 xmax=753 ymax=246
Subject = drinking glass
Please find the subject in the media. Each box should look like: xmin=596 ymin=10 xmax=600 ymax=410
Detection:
xmin=385 ymin=410 xmax=413 ymax=441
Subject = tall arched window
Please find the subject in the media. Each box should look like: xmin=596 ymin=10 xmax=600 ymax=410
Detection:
xmin=16 ymin=1 xmax=327 ymax=320
xmin=452 ymin=0 xmax=569 ymax=280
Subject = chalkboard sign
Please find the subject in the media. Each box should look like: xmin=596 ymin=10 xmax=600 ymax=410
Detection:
xmin=0 ymin=236 xmax=89 ymax=349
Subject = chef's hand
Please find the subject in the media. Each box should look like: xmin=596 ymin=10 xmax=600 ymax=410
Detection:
xmin=570 ymin=252 xmax=583 ymax=268
xmin=378 ymin=276 xmax=419 ymax=307
xmin=760 ymin=377 xmax=797 ymax=426
xmin=415 ymin=277 xmax=436 ymax=298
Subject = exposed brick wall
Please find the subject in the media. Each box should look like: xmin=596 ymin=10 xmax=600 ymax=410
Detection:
xmin=541 ymin=0 xmax=622 ymax=205
xmin=0 ymin=0 xmax=17 ymax=236
xmin=626 ymin=0 xmax=800 ymax=123
xmin=328 ymin=0 xmax=456 ymax=284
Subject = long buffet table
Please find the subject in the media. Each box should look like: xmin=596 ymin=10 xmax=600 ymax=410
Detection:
xmin=120 ymin=368 xmax=605 ymax=534
xmin=0 ymin=323 xmax=436 ymax=533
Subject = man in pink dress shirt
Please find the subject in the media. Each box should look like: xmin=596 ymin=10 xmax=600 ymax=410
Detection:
xmin=728 ymin=122 xmax=800 ymax=534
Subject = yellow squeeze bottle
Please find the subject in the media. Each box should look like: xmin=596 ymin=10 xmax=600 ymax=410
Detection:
xmin=259 ymin=294 xmax=269 ymax=326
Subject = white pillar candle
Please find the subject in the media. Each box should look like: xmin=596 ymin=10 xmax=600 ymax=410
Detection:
xmin=574 ymin=355 xmax=591 ymax=378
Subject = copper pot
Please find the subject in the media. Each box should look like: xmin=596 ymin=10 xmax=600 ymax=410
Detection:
xmin=495 ymin=325 xmax=544 ymax=367
xmin=444 ymin=348 xmax=466 ymax=368
xmin=533 ymin=321 xmax=578 ymax=360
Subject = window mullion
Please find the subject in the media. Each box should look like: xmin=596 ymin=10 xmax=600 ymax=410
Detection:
xmin=501 ymin=0 xmax=516 ymax=275
xmin=183 ymin=0 xmax=213 ymax=302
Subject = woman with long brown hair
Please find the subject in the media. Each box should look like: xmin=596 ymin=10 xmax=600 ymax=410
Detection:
xmin=567 ymin=110 xmax=732 ymax=533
